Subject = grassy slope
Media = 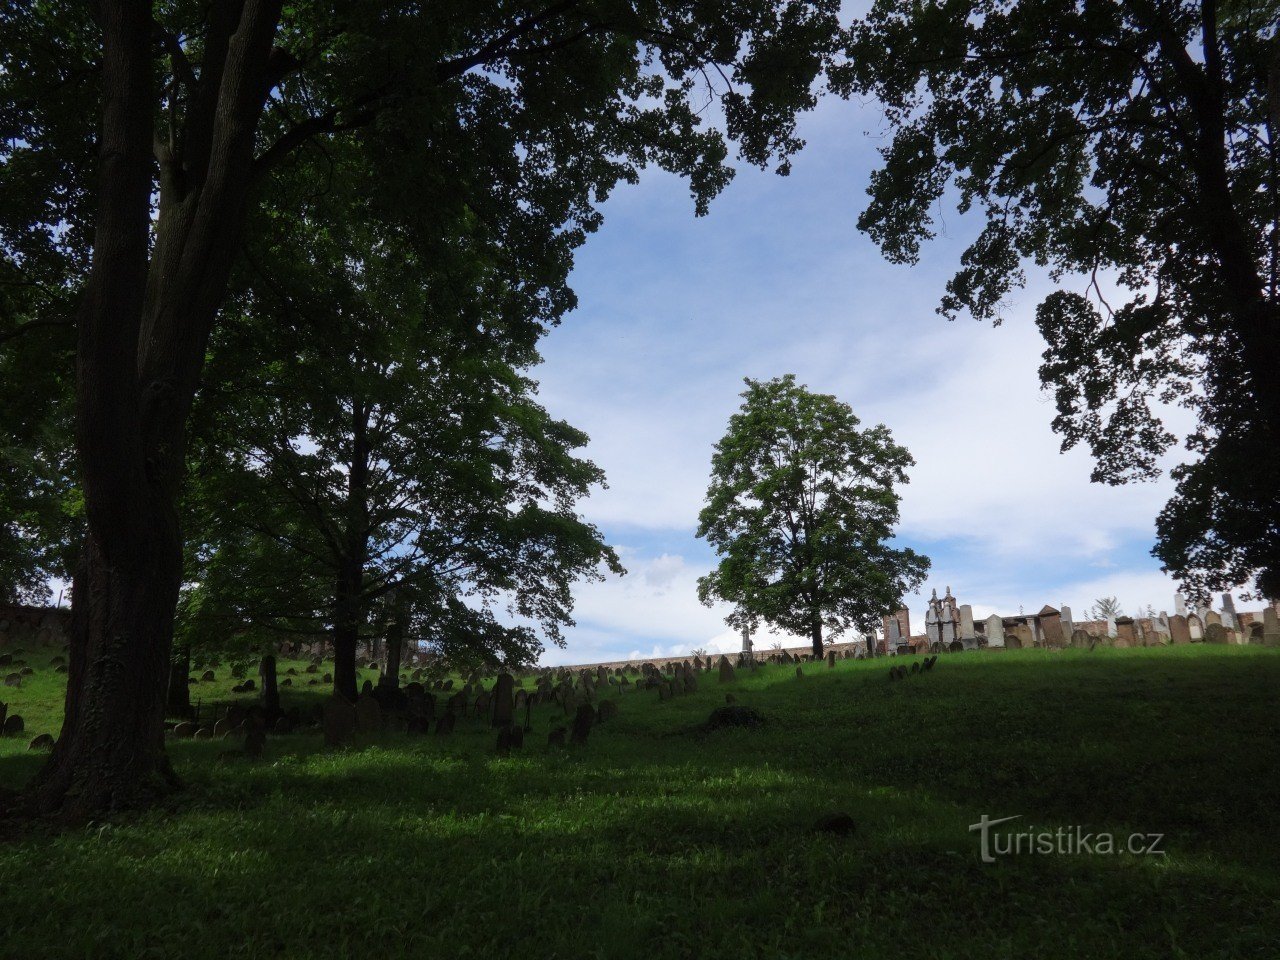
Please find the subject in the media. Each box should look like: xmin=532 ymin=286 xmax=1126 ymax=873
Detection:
xmin=0 ymin=647 xmax=1277 ymax=959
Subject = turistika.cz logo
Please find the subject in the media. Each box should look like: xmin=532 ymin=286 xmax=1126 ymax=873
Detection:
xmin=968 ymin=815 xmax=1165 ymax=864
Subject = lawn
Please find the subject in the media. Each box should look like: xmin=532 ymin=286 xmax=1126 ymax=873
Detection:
xmin=1 ymin=646 xmax=1277 ymax=959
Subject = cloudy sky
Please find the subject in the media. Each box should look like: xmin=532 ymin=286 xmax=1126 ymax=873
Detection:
xmin=532 ymin=92 xmax=1193 ymax=666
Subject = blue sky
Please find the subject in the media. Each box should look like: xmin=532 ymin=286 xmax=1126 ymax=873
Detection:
xmin=532 ymin=92 xmax=1191 ymax=666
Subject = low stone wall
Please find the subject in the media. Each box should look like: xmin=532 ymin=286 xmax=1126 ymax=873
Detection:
xmin=0 ymin=604 xmax=71 ymax=649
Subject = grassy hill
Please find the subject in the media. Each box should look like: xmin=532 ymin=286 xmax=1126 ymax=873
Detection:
xmin=1 ymin=647 xmax=1277 ymax=959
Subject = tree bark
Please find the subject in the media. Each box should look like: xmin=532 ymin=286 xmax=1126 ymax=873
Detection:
xmin=810 ymin=615 xmax=823 ymax=659
xmin=15 ymin=0 xmax=285 ymax=820
xmin=330 ymin=399 xmax=372 ymax=702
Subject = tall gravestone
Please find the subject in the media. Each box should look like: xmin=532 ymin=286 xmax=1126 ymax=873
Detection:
xmin=1168 ymin=615 xmax=1191 ymax=645
xmin=1264 ymin=607 xmax=1280 ymax=647
xmin=984 ymin=614 xmax=1005 ymax=648
xmin=1060 ymin=605 xmax=1074 ymax=638
xmin=1220 ymin=594 xmax=1238 ymax=630
xmin=259 ymin=654 xmax=280 ymax=720
xmin=492 ymin=673 xmax=515 ymax=727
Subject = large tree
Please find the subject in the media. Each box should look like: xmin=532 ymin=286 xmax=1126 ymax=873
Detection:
xmin=841 ymin=0 xmax=1280 ymax=601
xmin=1 ymin=1 xmax=844 ymax=818
xmin=182 ymin=195 xmax=621 ymax=701
xmin=697 ymin=375 xmax=929 ymax=657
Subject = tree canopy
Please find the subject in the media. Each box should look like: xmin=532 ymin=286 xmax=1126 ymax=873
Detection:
xmin=697 ymin=375 xmax=929 ymax=657
xmin=841 ymin=0 xmax=1280 ymax=600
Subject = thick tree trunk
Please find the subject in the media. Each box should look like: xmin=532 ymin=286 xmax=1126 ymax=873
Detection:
xmin=810 ymin=616 xmax=823 ymax=659
xmin=13 ymin=0 xmax=285 ymax=820
xmin=20 ymin=535 xmax=182 ymax=819
xmin=380 ymin=608 xmax=404 ymax=690
xmin=258 ymin=654 xmax=280 ymax=719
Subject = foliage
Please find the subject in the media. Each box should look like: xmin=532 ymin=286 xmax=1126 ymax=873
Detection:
xmin=1089 ymin=596 xmax=1124 ymax=620
xmin=841 ymin=0 xmax=1280 ymax=599
xmin=696 ymin=375 xmax=929 ymax=651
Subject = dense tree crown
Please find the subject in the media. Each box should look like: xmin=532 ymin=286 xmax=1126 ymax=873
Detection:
xmin=697 ymin=375 xmax=929 ymax=656
xmin=840 ymin=0 xmax=1280 ymax=599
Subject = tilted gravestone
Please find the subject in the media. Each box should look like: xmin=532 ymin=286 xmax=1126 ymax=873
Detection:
xmin=1204 ymin=623 xmax=1229 ymax=645
xmin=1167 ymin=615 xmax=1191 ymax=645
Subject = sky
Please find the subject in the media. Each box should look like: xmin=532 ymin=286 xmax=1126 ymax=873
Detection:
xmin=528 ymin=91 xmax=1201 ymax=667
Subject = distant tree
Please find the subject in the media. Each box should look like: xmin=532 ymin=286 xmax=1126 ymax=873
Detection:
xmin=696 ymin=375 xmax=930 ymax=657
xmin=842 ymin=0 xmax=1280 ymax=600
xmin=1090 ymin=597 xmax=1124 ymax=621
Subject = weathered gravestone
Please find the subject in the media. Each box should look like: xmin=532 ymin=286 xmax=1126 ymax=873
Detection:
xmin=492 ymin=673 xmax=515 ymax=727
xmin=1070 ymin=629 xmax=1090 ymax=648
xmin=323 ymin=694 xmax=357 ymax=747
xmin=1264 ymin=608 xmax=1280 ymax=647
xmin=1204 ymin=623 xmax=1229 ymax=644
xmin=1115 ymin=617 xmax=1137 ymax=647
xmin=1187 ymin=614 xmax=1204 ymax=641
xmin=718 ymin=656 xmax=736 ymax=683
xmin=28 ymin=733 xmax=54 ymax=750
xmin=1168 ymin=615 xmax=1192 ymax=645
xmin=827 ymin=651 xmax=836 ymax=668
xmin=4 ymin=673 xmax=22 ymax=688
xmin=4 ymin=713 xmax=25 ymax=736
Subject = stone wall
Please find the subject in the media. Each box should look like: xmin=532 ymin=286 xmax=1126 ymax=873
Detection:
xmin=0 ymin=604 xmax=70 ymax=649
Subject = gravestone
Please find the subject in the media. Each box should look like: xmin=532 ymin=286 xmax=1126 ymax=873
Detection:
xmin=718 ymin=656 xmax=736 ymax=683
xmin=1220 ymin=593 xmax=1238 ymax=630
xmin=1187 ymin=614 xmax=1204 ymax=641
xmin=958 ymin=604 xmax=975 ymax=644
xmin=3 ymin=713 xmax=23 ymax=736
xmin=1204 ymin=623 xmax=1229 ymax=644
xmin=1205 ymin=610 xmax=1222 ymax=628
xmin=323 ymin=694 xmax=357 ymax=747
xmin=1168 ymin=615 xmax=1191 ymax=645
xmin=435 ymin=712 xmax=456 ymax=735
xmin=28 ymin=733 xmax=54 ymax=750
xmin=3 ymin=673 xmax=20 ymax=687
xmin=826 ymin=651 xmax=836 ymax=668
xmin=1070 ymin=629 xmax=1090 ymax=648
xmin=570 ymin=703 xmax=595 ymax=745
xmin=1265 ymin=607 xmax=1280 ymax=647
xmin=355 ymin=695 xmax=382 ymax=732
xmin=598 ymin=699 xmax=618 ymax=721
xmin=1115 ymin=617 xmax=1137 ymax=647
xmin=547 ymin=726 xmax=566 ymax=748
xmin=492 ymin=673 xmax=515 ymax=727
xmin=259 ymin=654 xmax=280 ymax=719
xmin=173 ymin=721 xmax=197 ymax=738
xmin=984 ymin=614 xmax=1005 ymax=648
xmin=1248 ymin=622 xmax=1265 ymax=644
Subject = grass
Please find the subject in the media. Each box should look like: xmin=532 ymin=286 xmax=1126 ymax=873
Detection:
xmin=1 ymin=645 xmax=1278 ymax=959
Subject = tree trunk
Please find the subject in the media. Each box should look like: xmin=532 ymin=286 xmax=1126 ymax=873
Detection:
xmin=14 ymin=0 xmax=285 ymax=820
xmin=258 ymin=654 xmax=280 ymax=720
xmin=810 ymin=615 xmax=823 ymax=659
xmin=330 ymin=400 xmax=372 ymax=702
xmin=380 ymin=606 xmax=404 ymax=690
xmin=19 ymin=536 xmax=182 ymax=819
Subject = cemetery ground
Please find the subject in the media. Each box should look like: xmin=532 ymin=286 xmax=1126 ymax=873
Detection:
xmin=1 ymin=648 xmax=1278 ymax=959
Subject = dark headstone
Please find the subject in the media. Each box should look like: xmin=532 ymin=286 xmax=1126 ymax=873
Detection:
xmin=813 ymin=812 xmax=857 ymax=836
xmin=3 ymin=713 xmax=25 ymax=736
xmin=435 ymin=712 xmax=456 ymax=735
xmin=28 ymin=732 xmax=54 ymax=750
xmin=570 ymin=703 xmax=595 ymax=745
xmin=705 ymin=705 xmax=765 ymax=730
xmin=323 ymin=694 xmax=357 ymax=747
xmin=492 ymin=673 xmax=515 ymax=727
xmin=718 ymin=656 xmax=736 ymax=683
xmin=200 ymin=670 xmax=216 ymax=682
xmin=547 ymin=726 xmax=566 ymax=748
xmin=173 ymin=721 xmax=197 ymax=738
xmin=355 ymin=695 xmax=383 ymax=733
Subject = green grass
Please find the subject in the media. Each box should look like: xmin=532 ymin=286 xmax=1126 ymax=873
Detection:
xmin=1 ymin=646 xmax=1278 ymax=959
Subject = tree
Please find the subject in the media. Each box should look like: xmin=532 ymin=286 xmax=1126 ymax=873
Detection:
xmin=696 ymin=375 xmax=929 ymax=657
xmin=182 ymin=201 xmax=621 ymax=701
xmin=1089 ymin=596 xmax=1124 ymax=621
xmin=841 ymin=0 xmax=1280 ymax=601
xmin=1 ymin=0 xmax=844 ymax=818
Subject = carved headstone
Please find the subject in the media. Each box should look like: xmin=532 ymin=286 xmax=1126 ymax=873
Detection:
xmin=1264 ymin=607 xmax=1280 ymax=647
xmin=1167 ymin=615 xmax=1191 ymax=645
xmin=984 ymin=614 xmax=1005 ymax=648
xmin=1204 ymin=623 xmax=1229 ymax=645
xmin=1187 ymin=614 xmax=1204 ymax=641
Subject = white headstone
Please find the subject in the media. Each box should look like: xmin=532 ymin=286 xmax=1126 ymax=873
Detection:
xmin=1175 ymin=593 xmax=1188 ymax=617
xmin=1106 ymin=615 xmax=1117 ymax=638
xmin=984 ymin=614 xmax=1005 ymax=648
